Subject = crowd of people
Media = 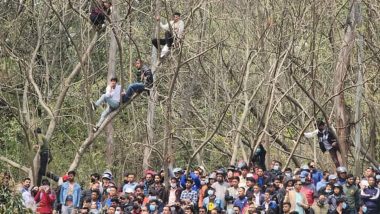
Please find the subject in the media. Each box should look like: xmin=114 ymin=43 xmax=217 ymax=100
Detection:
xmin=1 ymin=160 xmax=380 ymax=214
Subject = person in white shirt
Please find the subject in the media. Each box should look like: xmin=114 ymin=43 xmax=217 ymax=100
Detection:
xmin=152 ymin=12 xmax=184 ymax=58
xmin=91 ymin=77 xmax=122 ymax=132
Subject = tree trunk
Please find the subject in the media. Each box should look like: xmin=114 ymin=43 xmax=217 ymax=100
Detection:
xmin=333 ymin=0 xmax=359 ymax=167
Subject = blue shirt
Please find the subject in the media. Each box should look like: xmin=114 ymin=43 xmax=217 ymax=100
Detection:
xmin=233 ymin=197 xmax=248 ymax=213
xmin=59 ymin=182 xmax=81 ymax=208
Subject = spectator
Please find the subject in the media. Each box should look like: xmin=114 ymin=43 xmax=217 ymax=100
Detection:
xmin=60 ymin=171 xmax=81 ymax=214
xmin=211 ymin=170 xmax=229 ymax=207
xmin=310 ymin=195 xmax=329 ymax=214
xmin=203 ymin=187 xmax=223 ymax=212
xmin=20 ymin=177 xmax=36 ymax=212
xmin=233 ymin=187 xmax=248 ymax=213
xmin=180 ymin=178 xmax=198 ymax=207
xmin=308 ymin=162 xmax=323 ymax=186
xmin=360 ymin=176 xmax=379 ymax=214
xmin=283 ymin=180 xmax=309 ymax=214
xmin=35 ymin=179 xmax=56 ymax=214
xmin=327 ymin=184 xmax=346 ymax=214
xmin=343 ymin=174 xmax=360 ymax=214
xmin=123 ymin=173 xmax=138 ymax=194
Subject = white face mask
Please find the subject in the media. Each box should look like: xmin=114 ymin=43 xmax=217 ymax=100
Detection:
xmin=170 ymin=183 xmax=177 ymax=188
xmin=273 ymin=165 xmax=280 ymax=171
xmin=207 ymin=190 xmax=214 ymax=195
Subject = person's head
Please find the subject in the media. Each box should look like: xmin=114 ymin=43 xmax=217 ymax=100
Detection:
xmin=264 ymin=191 xmax=271 ymax=201
xmin=256 ymin=167 xmax=264 ymax=177
xmin=333 ymin=184 xmax=342 ymax=195
xmin=23 ymin=177 xmax=31 ymax=189
xmin=322 ymin=171 xmax=329 ymax=180
xmin=184 ymin=206 xmax=193 ymax=214
xmin=368 ymin=176 xmax=376 ymax=187
xmin=231 ymin=176 xmax=240 ymax=187
xmin=282 ymin=202 xmax=291 ymax=213
xmin=185 ymin=178 xmax=193 ymax=189
xmin=248 ymin=203 xmax=256 ymax=214
xmin=325 ymin=183 xmax=333 ymax=193
xmin=294 ymin=180 xmax=303 ymax=191
xmin=317 ymin=120 xmax=325 ymax=131
xmin=173 ymin=12 xmax=181 ymax=23
xmin=90 ymin=173 xmax=100 ymax=183
xmin=253 ymin=184 xmax=260 ymax=193
xmin=154 ymin=174 xmax=161 ymax=184
xmin=149 ymin=200 xmax=158 ymax=212
xmin=41 ymin=178 xmax=50 ymax=186
xmin=199 ymin=207 xmax=206 ymax=214
xmin=246 ymin=177 xmax=255 ymax=187
xmin=1 ymin=172 xmax=11 ymax=186
xmin=346 ymin=174 xmax=355 ymax=185
xmin=210 ymin=209 xmax=218 ymax=214
xmin=336 ymin=166 xmax=347 ymax=179
xmin=68 ymin=171 xmax=76 ymax=182
xmin=108 ymin=186 xmax=117 ymax=197
xmin=273 ymin=177 xmax=281 ymax=188
xmin=193 ymin=169 xmax=201 ymax=178
xmin=216 ymin=171 xmax=224 ymax=183
xmin=163 ymin=206 xmax=172 ymax=214
xmin=134 ymin=185 xmax=143 ymax=195
xmin=365 ymin=167 xmax=375 ymax=177
xmin=170 ymin=177 xmax=178 ymax=188
xmin=83 ymin=197 xmax=92 ymax=208
xmin=141 ymin=206 xmax=149 ymax=214
xmin=107 ymin=206 xmax=116 ymax=214
xmin=145 ymin=173 xmax=153 ymax=182
xmin=284 ymin=168 xmax=292 ymax=177
xmin=109 ymin=77 xmax=118 ymax=87
xmin=272 ymin=161 xmax=281 ymax=171
xmin=102 ymin=0 xmax=112 ymax=9
xmin=317 ymin=194 xmax=326 ymax=205
xmin=115 ymin=206 xmax=123 ymax=214
xmin=134 ymin=59 xmax=143 ymax=69
xmin=233 ymin=206 xmax=240 ymax=214
xmin=238 ymin=187 xmax=245 ymax=197
xmin=91 ymin=190 xmax=100 ymax=200
xmin=328 ymin=174 xmax=337 ymax=184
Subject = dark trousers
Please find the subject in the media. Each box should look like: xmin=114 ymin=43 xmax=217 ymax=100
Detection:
xmin=152 ymin=31 xmax=173 ymax=49
xmin=329 ymin=148 xmax=340 ymax=168
xmin=90 ymin=13 xmax=105 ymax=26
xmin=37 ymin=151 xmax=49 ymax=186
xmin=122 ymin=83 xmax=145 ymax=103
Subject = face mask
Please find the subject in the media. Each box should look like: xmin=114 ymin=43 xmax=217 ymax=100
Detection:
xmin=149 ymin=205 xmax=156 ymax=212
xmin=362 ymin=206 xmax=367 ymax=213
xmin=201 ymin=180 xmax=206 ymax=186
xmin=300 ymin=178 xmax=306 ymax=183
xmin=115 ymin=211 xmax=121 ymax=214
xmin=318 ymin=200 xmax=326 ymax=206
xmin=91 ymin=178 xmax=96 ymax=183
xmin=170 ymin=183 xmax=177 ymax=188
xmin=326 ymin=189 xmax=332 ymax=193
xmin=342 ymin=202 xmax=347 ymax=209
xmin=207 ymin=190 xmax=214 ymax=195
xmin=273 ymin=165 xmax=280 ymax=171
xmin=285 ymin=172 xmax=292 ymax=177
xmin=256 ymin=148 xmax=261 ymax=153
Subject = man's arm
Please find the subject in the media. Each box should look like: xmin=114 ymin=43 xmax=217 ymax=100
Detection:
xmin=177 ymin=20 xmax=185 ymax=39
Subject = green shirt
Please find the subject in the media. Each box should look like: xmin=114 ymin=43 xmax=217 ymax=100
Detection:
xmin=37 ymin=134 xmax=49 ymax=154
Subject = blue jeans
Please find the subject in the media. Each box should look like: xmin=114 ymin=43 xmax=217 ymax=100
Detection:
xmin=95 ymin=94 xmax=120 ymax=127
xmin=122 ymin=83 xmax=145 ymax=103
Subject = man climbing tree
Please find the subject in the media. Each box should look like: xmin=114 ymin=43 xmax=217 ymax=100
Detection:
xmin=316 ymin=120 xmax=341 ymax=168
xmin=90 ymin=0 xmax=112 ymax=30
xmin=152 ymin=12 xmax=184 ymax=58
xmin=35 ymin=128 xmax=52 ymax=186
xmin=122 ymin=58 xmax=153 ymax=103
xmin=91 ymin=77 xmax=121 ymax=132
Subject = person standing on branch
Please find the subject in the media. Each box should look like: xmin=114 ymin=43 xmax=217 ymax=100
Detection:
xmin=91 ymin=77 xmax=122 ymax=132
xmin=152 ymin=12 xmax=184 ymax=58
xmin=34 ymin=127 xmax=52 ymax=186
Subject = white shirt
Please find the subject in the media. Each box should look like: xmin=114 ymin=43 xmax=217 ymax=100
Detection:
xmin=105 ymin=84 xmax=122 ymax=103
xmin=160 ymin=20 xmax=185 ymax=39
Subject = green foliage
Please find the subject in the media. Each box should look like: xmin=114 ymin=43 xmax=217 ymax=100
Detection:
xmin=0 ymin=187 xmax=32 ymax=214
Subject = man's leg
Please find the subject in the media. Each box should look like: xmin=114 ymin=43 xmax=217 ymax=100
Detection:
xmin=95 ymin=94 xmax=108 ymax=106
xmin=123 ymin=83 xmax=145 ymax=103
xmin=37 ymin=152 xmax=49 ymax=186
xmin=95 ymin=106 xmax=112 ymax=128
xmin=164 ymin=31 xmax=174 ymax=47
xmin=329 ymin=149 xmax=340 ymax=168
xmin=152 ymin=38 xmax=167 ymax=49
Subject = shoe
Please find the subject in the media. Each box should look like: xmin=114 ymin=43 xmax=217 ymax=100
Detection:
xmin=92 ymin=126 xmax=99 ymax=132
xmin=91 ymin=102 xmax=97 ymax=111
xmin=160 ymin=45 xmax=170 ymax=58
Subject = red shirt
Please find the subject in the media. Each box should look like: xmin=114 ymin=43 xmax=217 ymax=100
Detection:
xmin=34 ymin=190 xmax=56 ymax=214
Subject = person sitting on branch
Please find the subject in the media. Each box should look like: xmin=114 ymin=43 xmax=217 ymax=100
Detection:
xmin=152 ymin=12 xmax=184 ymax=58
xmin=90 ymin=0 xmax=112 ymax=30
xmin=122 ymin=58 xmax=153 ymax=103
xmin=91 ymin=77 xmax=121 ymax=132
